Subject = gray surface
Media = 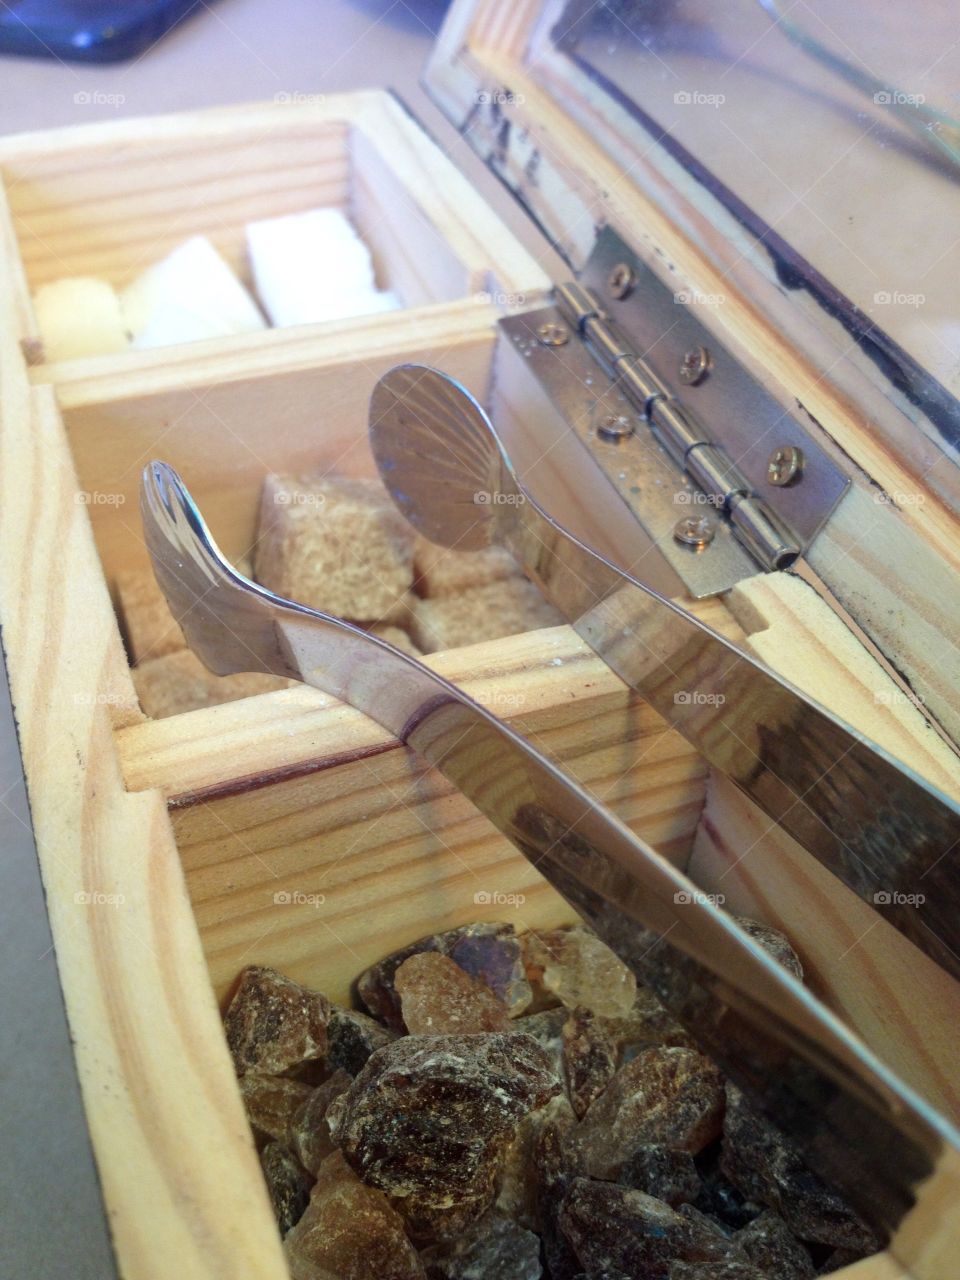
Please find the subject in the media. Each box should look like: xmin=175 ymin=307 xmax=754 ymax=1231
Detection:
xmin=0 ymin=637 xmax=119 ymax=1280
xmin=0 ymin=2 xmax=559 ymax=1275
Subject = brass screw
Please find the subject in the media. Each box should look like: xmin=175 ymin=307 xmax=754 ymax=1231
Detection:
xmin=608 ymin=262 xmax=636 ymax=300
xmin=767 ymin=445 xmax=805 ymax=486
xmin=595 ymin=411 xmax=637 ymax=440
xmin=537 ymin=321 xmax=569 ymax=347
xmin=673 ymin=514 xmax=716 ymax=549
xmin=679 ymin=346 xmax=711 ymax=385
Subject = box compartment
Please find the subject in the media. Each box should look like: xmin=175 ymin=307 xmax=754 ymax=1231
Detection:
xmin=0 ymin=87 xmax=958 ymax=1280
xmin=1 ymin=91 xmax=550 ymax=367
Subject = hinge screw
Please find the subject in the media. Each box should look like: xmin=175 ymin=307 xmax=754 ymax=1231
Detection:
xmin=608 ymin=262 xmax=636 ymax=300
xmin=767 ymin=445 xmax=805 ymax=486
xmin=679 ymin=346 xmax=711 ymax=385
xmin=673 ymin=514 xmax=716 ymax=549
xmin=537 ymin=321 xmax=569 ymax=346
xmin=595 ymin=409 xmax=637 ymax=440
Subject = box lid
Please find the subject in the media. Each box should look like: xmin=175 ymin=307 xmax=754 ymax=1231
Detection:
xmin=425 ymin=0 xmax=960 ymax=745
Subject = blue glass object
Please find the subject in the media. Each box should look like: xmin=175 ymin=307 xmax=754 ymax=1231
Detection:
xmin=0 ymin=0 xmax=206 ymax=62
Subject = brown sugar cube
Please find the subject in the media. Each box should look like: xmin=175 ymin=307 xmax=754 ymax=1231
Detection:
xmin=115 ymin=568 xmax=188 ymax=663
xmin=240 ymin=1074 xmax=313 ymax=1146
xmin=367 ymin=623 xmax=423 ymax=657
xmin=224 ymin=965 xmax=331 ymax=1078
xmin=563 ymin=1046 xmax=725 ymax=1179
xmin=414 ymin=535 xmax=519 ymax=598
xmin=254 ymin=474 xmax=415 ymax=622
xmin=259 ymin=1142 xmax=314 ymax=1237
xmin=394 ymin=952 xmax=512 ymax=1035
xmin=284 ymin=1151 xmax=425 ymax=1280
xmin=410 ymin=578 xmax=563 ymax=653
xmin=327 ymin=1033 xmax=560 ymax=1211
xmin=133 ymin=648 xmax=293 ymax=718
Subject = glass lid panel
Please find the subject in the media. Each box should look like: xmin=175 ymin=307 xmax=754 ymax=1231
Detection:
xmin=552 ymin=0 xmax=960 ymax=411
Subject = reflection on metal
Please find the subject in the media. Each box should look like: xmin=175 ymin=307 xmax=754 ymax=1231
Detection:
xmin=607 ymin=260 xmax=636 ymax=299
xmin=502 ymin=229 xmax=848 ymax=591
xmin=594 ymin=407 xmax=638 ymax=440
xmin=768 ymin=444 xmax=805 ymax=487
xmin=142 ymin=452 xmax=959 ymax=1273
xmin=536 ymin=320 xmax=569 ymax=346
xmin=368 ymin=364 xmax=960 ymax=987
xmin=673 ymin=513 xmax=715 ymax=548
xmin=679 ymin=345 xmax=711 ymax=386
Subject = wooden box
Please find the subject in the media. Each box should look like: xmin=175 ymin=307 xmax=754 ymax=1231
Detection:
xmin=1 ymin=5 xmax=959 ymax=1278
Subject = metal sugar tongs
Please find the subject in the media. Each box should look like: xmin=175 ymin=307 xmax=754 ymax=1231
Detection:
xmin=141 ymin=427 xmax=959 ymax=1273
xmin=369 ymin=365 xmax=960 ymax=984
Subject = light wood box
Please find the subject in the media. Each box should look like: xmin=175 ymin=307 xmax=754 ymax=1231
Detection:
xmin=0 ymin=9 xmax=959 ymax=1279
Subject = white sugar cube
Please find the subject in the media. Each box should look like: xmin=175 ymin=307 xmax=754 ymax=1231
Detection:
xmin=121 ymin=236 xmax=265 ymax=348
xmin=246 ymin=207 xmax=401 ymax=328
xmin=33 ymin=277 xmax=129 ymax=362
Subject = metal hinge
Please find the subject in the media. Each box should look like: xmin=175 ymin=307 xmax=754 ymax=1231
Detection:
xmin=555 ymin=280 xmax=801 ymax=572
xmin=499 ymin=228 xmax=850 ymax=597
